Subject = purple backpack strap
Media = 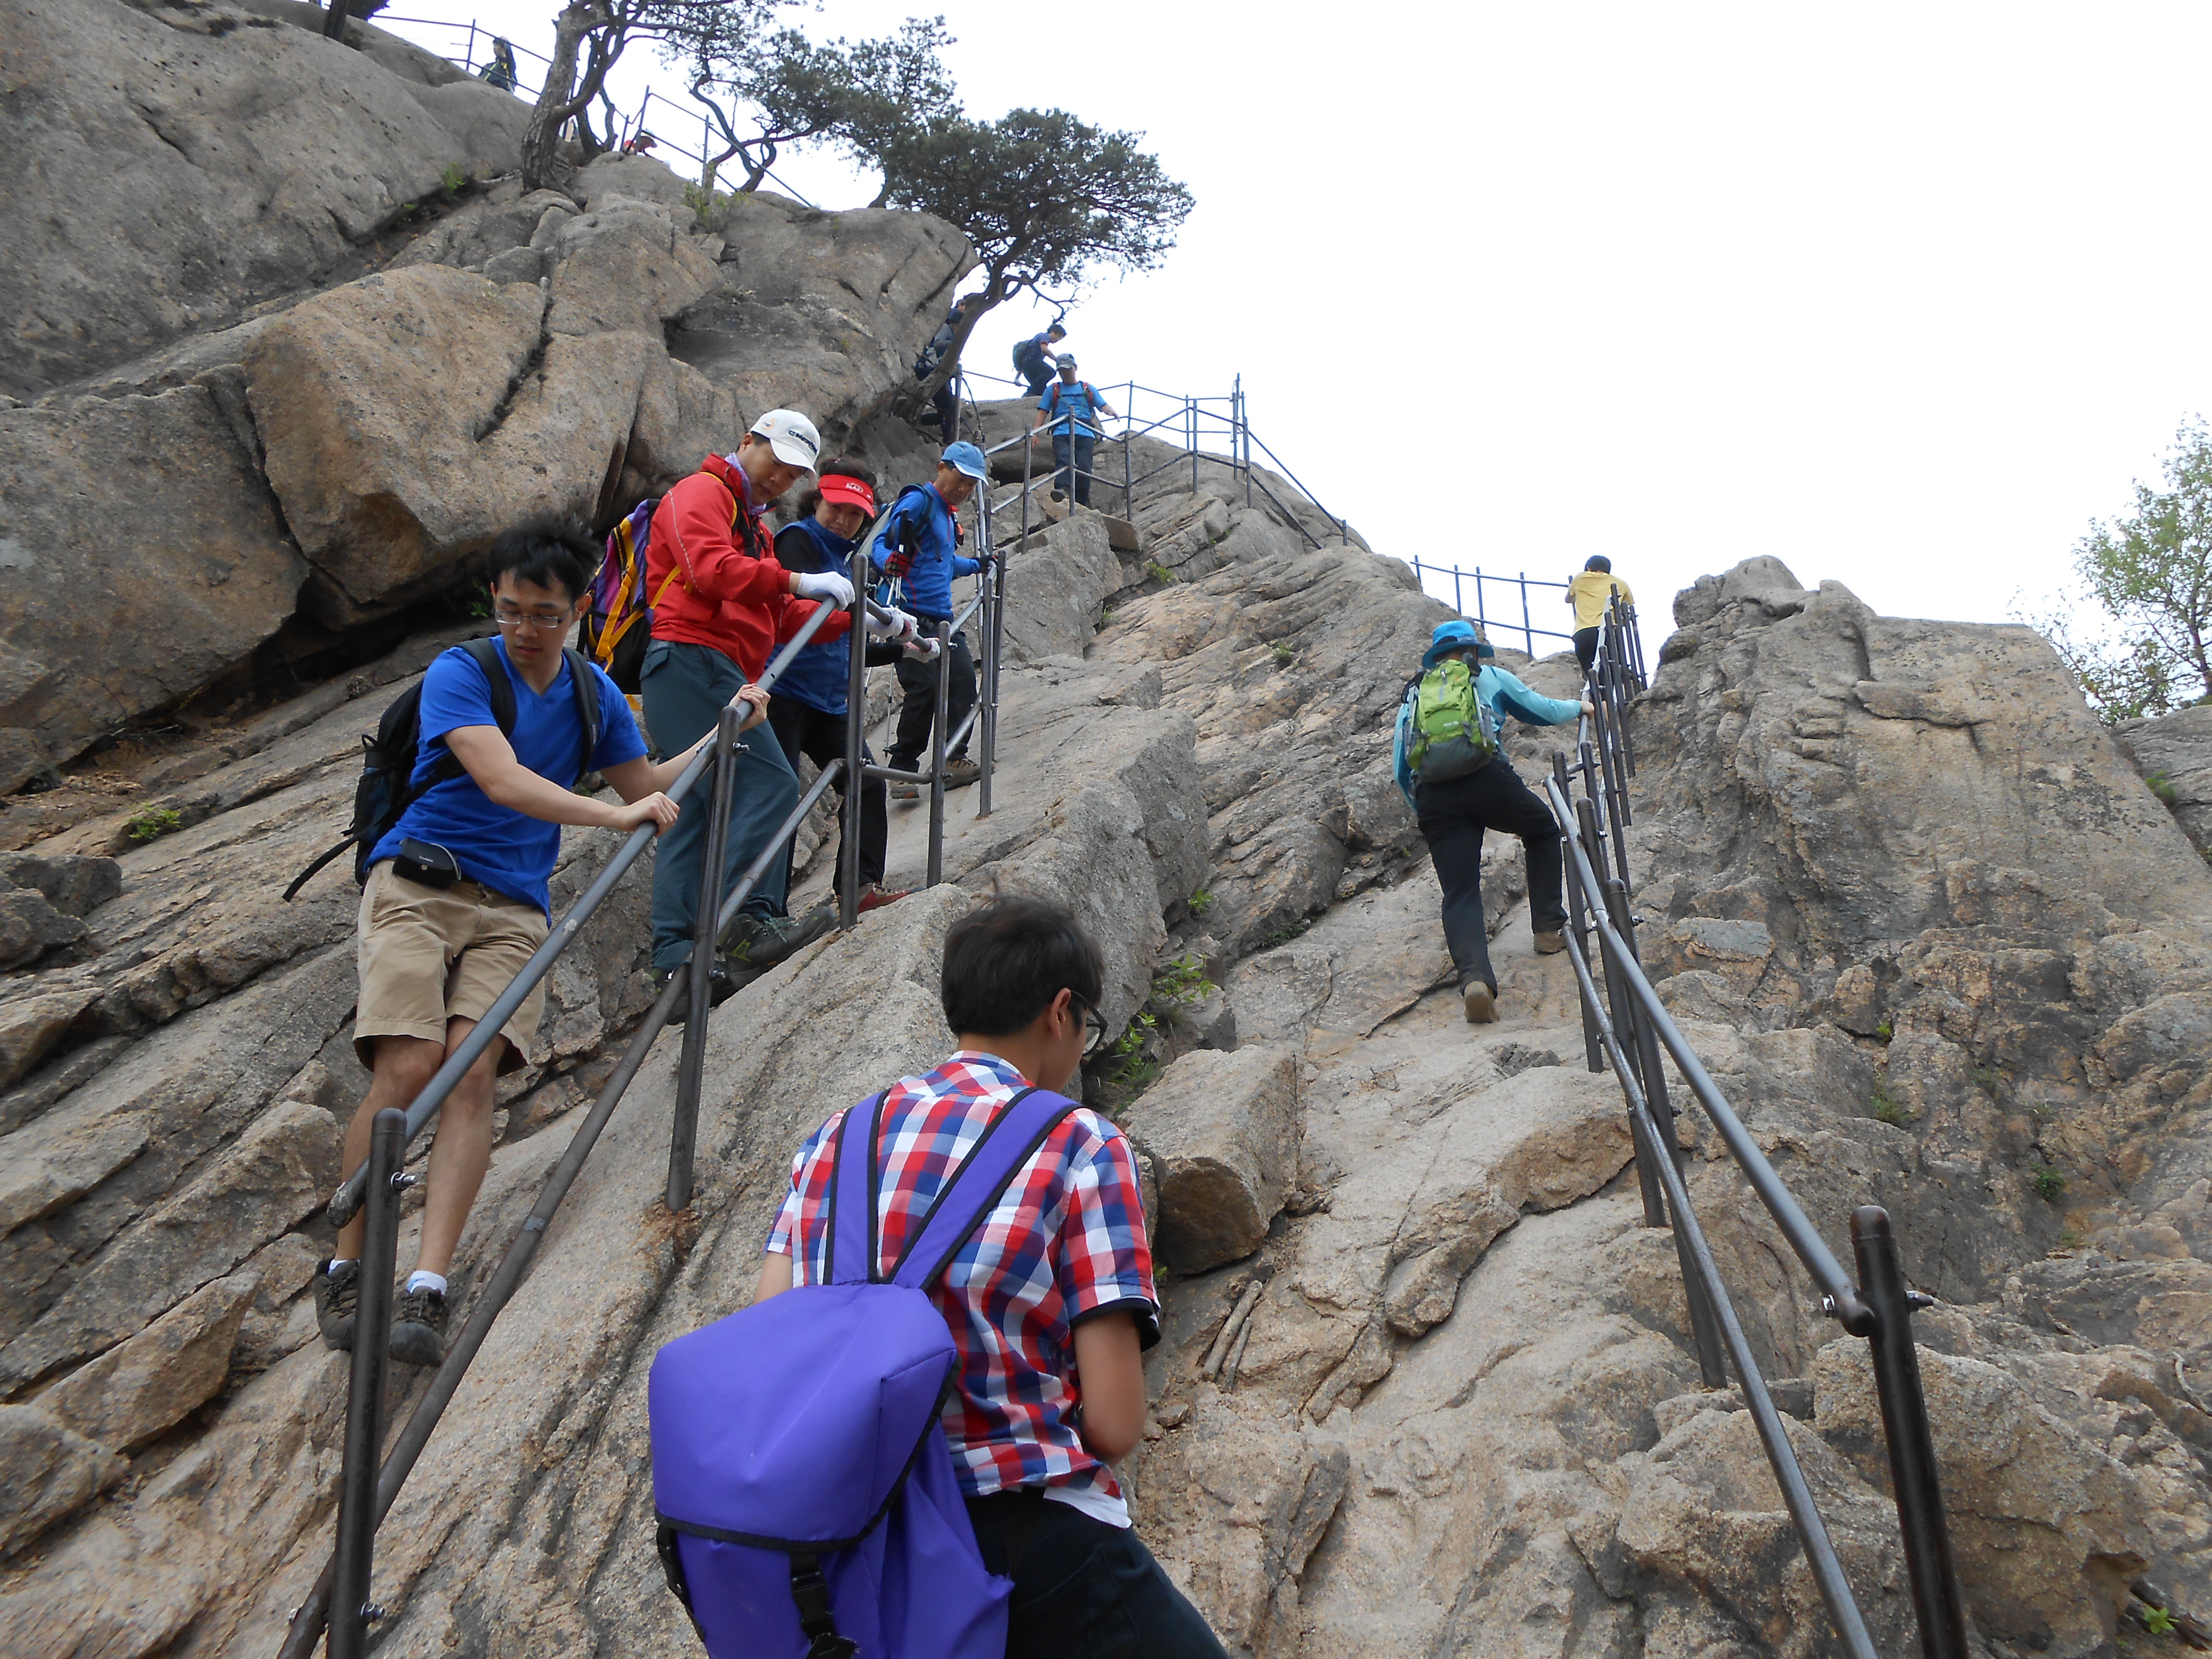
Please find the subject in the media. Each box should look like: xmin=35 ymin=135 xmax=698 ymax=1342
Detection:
xmin=823 ymin=1087 xmax=1080 ymax=1291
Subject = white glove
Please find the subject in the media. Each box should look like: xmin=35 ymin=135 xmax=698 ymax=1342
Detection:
xmin=903 ymin=634 xmax=942 ymax=661
xmin=792 ymin=570 xmax=855 ymax=607
xmin=866 ymin=606 xmax=917 ymax=642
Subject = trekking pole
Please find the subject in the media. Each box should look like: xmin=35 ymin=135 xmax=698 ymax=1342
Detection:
xmin=667 ymin=705 xmax=740 ymax=1214
xmin=927 ymin=619 xmax=950 ymax=888
xmin=1851 ymin=1207 xmax=1971 ymax=1659
xmin=328 ymin=1108 xmax=410 ymax=1659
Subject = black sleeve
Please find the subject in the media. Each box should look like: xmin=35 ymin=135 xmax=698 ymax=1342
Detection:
xmin=774 ymin=523 xmax=823 ymax=576
xmin=864 ymin=639 xmax=904 ymax=667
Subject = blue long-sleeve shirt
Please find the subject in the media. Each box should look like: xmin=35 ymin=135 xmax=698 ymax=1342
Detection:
xmin=869 ymin=483 xmax=978 ymax=623
xmin=1394 ymin=662 xmax=1582 ymax=807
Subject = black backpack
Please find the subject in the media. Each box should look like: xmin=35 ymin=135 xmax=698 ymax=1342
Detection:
xmin=283 ymin=638 xmax=601 ymax=902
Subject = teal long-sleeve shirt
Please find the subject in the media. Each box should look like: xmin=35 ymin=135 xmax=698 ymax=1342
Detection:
xmin=1394 ymin=662 xmax=1582 ymax=807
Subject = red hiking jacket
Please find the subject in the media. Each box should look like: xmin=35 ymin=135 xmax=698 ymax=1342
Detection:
xmin=646 ymin=454 xmax=852 ymax=678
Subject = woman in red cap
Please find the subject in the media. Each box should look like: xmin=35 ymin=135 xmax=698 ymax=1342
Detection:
xmin=769 ymin=458 xmax=915 ymax=915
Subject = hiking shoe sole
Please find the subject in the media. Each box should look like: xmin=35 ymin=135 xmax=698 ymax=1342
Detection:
xmin=1533 ymin=931 xmax=1566 ymax=956
xmin=389 ymin=1287 xmax=449 ymax=1367
xmin=314 ymin=1259 xmax=360 ymax=1353
xmin=1463 ymin=982 xmax=1498 ymax=1024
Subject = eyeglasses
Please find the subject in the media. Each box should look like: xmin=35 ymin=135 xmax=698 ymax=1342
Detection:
xmin=1068 ymin=990 xmax=1112 ymax=1059
xmin=492 ymin=605 xmax=572 ymax=631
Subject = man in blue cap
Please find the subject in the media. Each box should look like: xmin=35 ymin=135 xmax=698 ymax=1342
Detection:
xmin=872 ymin=443 xmax=990 ymax=796
xmin=1394 ymin=620 xmax=1590 ymax=1022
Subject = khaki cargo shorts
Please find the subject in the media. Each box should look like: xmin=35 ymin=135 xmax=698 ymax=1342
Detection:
xmin=354 ymin=862 xmax=547 ymax=1074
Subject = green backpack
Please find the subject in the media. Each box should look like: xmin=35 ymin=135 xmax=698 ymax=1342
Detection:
xmin=1401 ymin=658 xmax=1497 ymax=785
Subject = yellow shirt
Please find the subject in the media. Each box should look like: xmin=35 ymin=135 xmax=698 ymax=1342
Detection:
xmin=1568 ymin=572 xmax=1634 ymax=631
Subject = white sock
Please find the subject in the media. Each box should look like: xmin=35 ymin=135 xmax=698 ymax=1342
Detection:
xmin=327 ymin=1258 xmax=357 ymax=1272
xmin=406 ymin=1270 xmax=447 ymax=1297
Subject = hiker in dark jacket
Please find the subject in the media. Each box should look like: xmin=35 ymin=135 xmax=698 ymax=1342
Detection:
xmin=770 ymin=457 xmax=915 ymax=913
xmin=869 ymin=443 xmax=988 ymax=798
xmin=1395 ymin=620 xmax=1590 ymax=1025
xmin=1011 ymin=322 xmax=1066 ymax=397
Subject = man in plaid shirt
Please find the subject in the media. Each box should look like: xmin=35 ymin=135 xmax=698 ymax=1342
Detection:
xmin=756 ymin=895 xmax=1229 ymax=1657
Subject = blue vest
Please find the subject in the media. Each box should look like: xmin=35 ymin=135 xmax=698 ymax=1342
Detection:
xmin=775 ymin=518 xmax=861 ymax=715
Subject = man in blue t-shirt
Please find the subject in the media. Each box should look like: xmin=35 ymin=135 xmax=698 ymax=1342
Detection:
xmin=315 ymin=519 xmax=769 ymax=1367
xmin=1010 ymin=321 xmax=1066 ymax=397
xmin=1031 ymin=356 xmax=1119 ymax=507
xmin=870 ymin=443 xmax=987 ymax=798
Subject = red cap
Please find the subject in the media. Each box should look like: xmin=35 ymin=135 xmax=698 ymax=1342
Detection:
xmin=817 ymin=473 xmax=874 ymax=513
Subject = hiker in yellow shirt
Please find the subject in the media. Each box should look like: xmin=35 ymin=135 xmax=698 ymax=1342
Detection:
xmin=1566 ymin=556 xmax=1635 ymax=680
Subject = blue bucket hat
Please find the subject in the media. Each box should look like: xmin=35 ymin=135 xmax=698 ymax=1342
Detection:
xmin=941 ymin=441 xmax=987 ymax=480
xmin=1423 ymin=619 xmax=1493 ymax=668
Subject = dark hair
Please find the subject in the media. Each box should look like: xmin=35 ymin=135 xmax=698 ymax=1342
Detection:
xmin=941 ymin=894 xmax=1105 ymax=1036
xmin=1585 ymin=555 xmax=1611 ymax=573
xmin=791 ymin=455 xmax=878 ymax=522
xmin=1046 ymin=323 xmax=1066 ymax=337
xmin=487 ymin=516 xmax=597 ymax=606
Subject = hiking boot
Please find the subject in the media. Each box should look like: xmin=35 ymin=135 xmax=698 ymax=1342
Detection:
xmin=314 ymin=1258 xmax=360 ymax=1353
xmin=1462 ymin=982 xmax=1498 ymax=1024
xmin=888 ymin=778 xmax=921 ymax=802
xmin=389 ymin=1285 xmax=449 ymax=1367
xmin=1533 ymin=930 xmax=1566 ymax=956
xmin=724 ymin=908 xmax=834 ymax=973
xmin=856 ymin=885 xmax=910 ymax=915
xmin=1049 ymin=489 xmax=1066 ymax=503
xmin=943 ymin=756 xmax=982 ymax=790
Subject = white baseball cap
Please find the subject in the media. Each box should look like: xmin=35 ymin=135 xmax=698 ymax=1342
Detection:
xmin=748 ymin=409 xmax=821 ymax=470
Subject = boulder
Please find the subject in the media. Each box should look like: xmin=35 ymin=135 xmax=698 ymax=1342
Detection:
xmin=1812 ymin=1339 xmax=2152 ymax=1659
xmin=2114 ymin=702 xmax=2212 ymax=854
xmin=0 ymin=889 xmax=82 ymax=972
xmin=0 ymin=1403 xmax=124 ymax=1557
xmin=1121 ymin=1045 xmax=1299 ymax=1273
xmin=0 ymin=854 xmax=121 ymax=918
xmin=0 ymin=386 xmax=307 ymax=773
xmin=998 ymin=515 xmax=1120 ymax=663
xmin=36 ymin=1270 xmax=255 ymax=1452
xmin=0 ymin=0 xmax=530 ymax=398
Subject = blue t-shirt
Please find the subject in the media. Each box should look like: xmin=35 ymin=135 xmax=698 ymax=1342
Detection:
xmin=1037 ymin=380 xmax=1105 ymax=437
xmin=370 ymin=641 xmax=647 ymax=914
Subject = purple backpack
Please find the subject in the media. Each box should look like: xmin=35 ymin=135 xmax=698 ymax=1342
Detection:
xmin=650 ymin=1086 xmax=1079 ymax=1659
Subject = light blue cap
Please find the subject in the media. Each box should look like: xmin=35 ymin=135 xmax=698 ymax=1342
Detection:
xmin=1423 ymin=619 xmax=1492 ymax=667
xmin=942 ymin=441 xmax=987 ymax=480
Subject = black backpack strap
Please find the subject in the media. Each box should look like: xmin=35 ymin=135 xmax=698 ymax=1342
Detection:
xmin=562 ymin=646 xmax=602 ymax=781
xmin=282 ymin=837 xmax=355 ymax=903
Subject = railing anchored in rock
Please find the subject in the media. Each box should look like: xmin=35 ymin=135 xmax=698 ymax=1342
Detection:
xmin=278 ymin=448 xmax=1022 ymax=1655
xmin=1548 ymin=611 xmax=1969 ymax=1659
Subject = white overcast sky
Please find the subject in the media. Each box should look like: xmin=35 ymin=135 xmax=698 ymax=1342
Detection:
xmin=378 ymin=1 xmax=2212 ymax=650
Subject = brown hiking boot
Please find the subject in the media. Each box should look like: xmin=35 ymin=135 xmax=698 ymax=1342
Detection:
xmin=943 ymin=757 xmax=981 ymax=790
xmin=1463 ymin=982 xmax=1498 ymax=1024
xmin=1533 ymin=931 xmax=1566 ymax=955
xmin=313 ymin=1258 xmax=359 ymax=1352
xmin=389 ymin=1284 xmax=449 ymax=1367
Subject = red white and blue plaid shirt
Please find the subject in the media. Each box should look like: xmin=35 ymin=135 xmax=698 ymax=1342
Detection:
xmin=765 ymin=1051 xmax=1158 ymax=1502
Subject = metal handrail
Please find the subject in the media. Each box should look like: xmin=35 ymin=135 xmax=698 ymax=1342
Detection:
xmin=1537 ymin=622 xmax=1969 ymax=1659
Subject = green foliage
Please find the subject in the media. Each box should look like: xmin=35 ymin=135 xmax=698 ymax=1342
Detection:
xmin=1151 ymin=954 xmax=1216 ymax=1007
xmin=126 ymin=805 xmax=183 ymax=843
xmin=676 ymin=16 xmax=961 ymax=194
xmin=1094 ymin=1011 xmax=1159 ymax=1095
xmin=2147 ymin=770 xmax=2180 ymax=806
xmin=1869 ymin=1078 xmax=1907 ymax=1127
xmin=465 ymin=595 xmax=492 ymax=620
xmin=2056 ymin=1226 xmax=2085 ymax=1251
xmin=1270 ymin=642 xmax=1296 ymax=666
xmin=1973 ymin=1065 xmax=2003 ymax=1097
xmin=439 ymin=163 xmax=468 ymax=195
xmin=2020 ymin=419 xmax=2212 ymax=721
xmin=1260 ymin=917 xmax=1312 ymax=949
xmin=1874 ymin=1020 xmax=1893 ymax=1044
xmin=2032 ymin=1163 xmax=2068 ymax=1202
xmin=1185 ymin=887 xmax=1212 ymax=918
xmin=879 ymin=106 xmax=1193 ymax=308
xmin=2142 ymin=1607 xmax=2177 ymax=1637
xmin=682 ymin=177 xmax=733 ymax=229
xmin=1146 ymin=561 xmax=1176 ymax=585
xmin=1099 ymin=606 xmax=1117 ymax=629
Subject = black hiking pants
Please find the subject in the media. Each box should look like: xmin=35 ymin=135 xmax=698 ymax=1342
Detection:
xmin=887 ymin=629 xmax=976 ymax=771
xmin=1415 ymin=758 xmax=1567 ymax=995
xmin=1574 ymin=626 xmax=1601 ymax=677
xmin=766 ymin=695 xmax=886 ymax=895
xmin=966 ymin=1491 xmax=1230 ymax=1659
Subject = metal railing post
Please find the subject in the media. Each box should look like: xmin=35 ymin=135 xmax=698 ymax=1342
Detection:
xmin=328 ymin=1107 xmax=409 ymax=1659
xmin=1519 ymin=572 xmax=1533 ymax=657
xmin=1188 ymin=395 xmax=1199 ymax=493
xmin=463 ymin=18 xmax=476 ymax=71
xmin=927 ymin=618 xmax=950 ymax=887
xmin=1608 ymin=878 xmax=1726 ymax=1387
xmin=667 ymin=706 xmax=739 ymax=1213
xmin=1852 ymin=1207 xmax=1971 ymax=1659
xmin=1555 ymin=754 xmax=1603 ymax=1075
xmin=840 ymin=595 xmax=866 ymax=930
